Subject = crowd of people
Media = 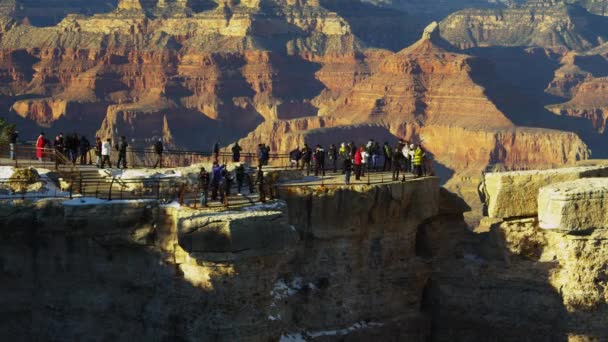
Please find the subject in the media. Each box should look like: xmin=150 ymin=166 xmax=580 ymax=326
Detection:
xmin=288 ymin=138 xmax=431 ymax=184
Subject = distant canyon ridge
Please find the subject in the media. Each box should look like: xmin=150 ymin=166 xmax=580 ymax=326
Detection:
xmin=3 ymin=0 xmax=608 ymax=223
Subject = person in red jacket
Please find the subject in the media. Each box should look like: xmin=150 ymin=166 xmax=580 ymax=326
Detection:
xmin=36 ymin=132 xmax=46 ymax=161
xmin=354 ymin=145 xmax=363 ymax=181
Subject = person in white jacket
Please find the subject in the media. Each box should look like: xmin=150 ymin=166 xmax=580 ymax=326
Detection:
xmin=100 ymin=138 xmax=112 ymax=168
xmin=360 ymin=148 xmax=369 ymax=177
xmin=402 ymin=143 xmax=411 ymax=173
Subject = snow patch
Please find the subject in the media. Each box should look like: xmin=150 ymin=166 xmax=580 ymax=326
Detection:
xmin=63 ymin=197 xmax=156 ymax=206
xmin=279 ymin=333 xmax=306 ymax=342
xmin=280 ymin=321 xmax=384 ymax=341
xmin=242 ymin=200 xmax=286 ymax=212
xmin=0 ymin=166 xmax=14 ymax=179
xmin=271 ymin=277 xmax=304 ymax=300
xmin=101 ymin=168 xmax=183 ymax=180
xmin=161 ymin=200 xmax=181 ymax=208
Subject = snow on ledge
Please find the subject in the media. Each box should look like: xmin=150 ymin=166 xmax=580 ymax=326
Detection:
xmin=63 ymin=197 xmax=156 ymax=206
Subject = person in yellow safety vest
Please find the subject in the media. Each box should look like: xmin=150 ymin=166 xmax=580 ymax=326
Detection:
xmin=413 ymin=144 xmax=425 ymax=178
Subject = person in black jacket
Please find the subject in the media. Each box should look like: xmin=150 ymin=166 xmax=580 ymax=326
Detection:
xmin=153 ymin=139 xmax=163 ymax=168
xmin=343 ymin=157 xmax=353 ymax=185
xmin=116 ymin=136 xmax=128 ymax=169
xmin=392 ymin=146 xmax=403 ymax=181
xmin=232 ymin=141 xmax=242 ymax=163
xmin=79 ymin=136 xmax=91 ymax=165
xmin=301 ymin=144 xmax=312 ymax=175
xmin=328 ymin=144 xmax=338 ymax=173
xmin=289 ymin=147 xmax=302 ymax=168
xmin=314 ymin=145 xmax=326 ymax=176
xmin=199 ymin=167 xmax=210 ymax=207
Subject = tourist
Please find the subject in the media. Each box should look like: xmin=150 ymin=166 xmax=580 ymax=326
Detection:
xmin=392 ymin=146 xmax=402 ymax=181
xmin=339 ymin=142 xmax=348 ymax=174
xmin=36 ymin=132 xmax=46 ymax=162
xmin=79 ymin=136 xmax=90 ymax=165
xmin=153 ymin=138 xmax=163 ymax=168
xmin=402 ymin=142 xmax=411 ymax=173
xmin=54 ymin=132 xmax=65 ymax=155
xmin=199 ymin=167 xmax=210 ymax=207
xmin=360 ymin=146 xmax=369 ymax=177
xmin=69 ymin=133 xmax=80 ymax=163
xmin=289 ymin=146 xmax=302 ymax=168
xmin=231 ymin=141 xmax=242 ymax=163
xmin=255 ymin=165 xmax=266 ymax=203
xmin=383 ymin=141 xmax=392 ymax=171
xmin=213 ymin=140 xmax=220 ymax=163
xmin=371 ymin=140 xmax=380 ymax=171
xmin=354 ymin=145 xmax=363 ymax=181
xmin=95 ymin=137 xmax=102 ymax=167
xmin=210 ymin=161 xmax=225 ymax=201
xmin=257 ymin=144 xmax=264 ymax=167
xmin=413 ymin=144 xmax=425 ymax=178
xmin=116 ymin=136 xmax=128 ymax=169
xmin=100 ymin=138 xmax=112 ymax=168
xmin=343 ymin=156 xmax=353 ymax=185
xmin=408 ymin=144 xmax=415 ymax=173
xmin=349 ymin=141 xmax=356 ymax=160
xmin=220 ymin=168 xmax=231 ymax=204
xmin=263 ymin=144 xmax=270 ymax=166
xmin=235 ymin=163 xmax=246 ymax=195
xmin=301 ymin=144 xmax=312 ymax=175
xmin=314 ymin=145 xmax=326 ymax=176
xmin=328 ymin=143 xmax=338 ymax=173
xmin=8 ymin=128 xmax=17 ymax=160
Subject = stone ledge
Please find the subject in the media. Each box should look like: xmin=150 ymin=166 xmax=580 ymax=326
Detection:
xmin=484 ymin=166 xmax=608 ymax=219
xmin=539 ymin=178 xmax=608 ymax=232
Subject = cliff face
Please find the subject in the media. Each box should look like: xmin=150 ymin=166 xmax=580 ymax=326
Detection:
xmin=439 ymin=3 xmax=608 ymax=51
xmin=3 ymin=167 xmax=608 ymax=340
xmin=0 ymin=178 xmax=445 ymax=340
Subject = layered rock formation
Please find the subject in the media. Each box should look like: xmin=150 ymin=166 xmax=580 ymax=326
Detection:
xmin=439 ymin=2 xmax=608 ymax=51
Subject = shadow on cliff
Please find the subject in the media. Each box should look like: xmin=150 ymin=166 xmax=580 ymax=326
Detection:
xmin=417 ymin=206 xmax=575 ymax=341
xmin=319 ymin=0 xmax=421 ymax=51
xmin=468 ymin=49 xmax=608 ymax=158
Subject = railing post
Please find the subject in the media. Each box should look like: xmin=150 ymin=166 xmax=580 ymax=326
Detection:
xmin=109 ymin=177 xmax=114 ymax=201
xmin=69 ymin=175 xmax=73 ymax=200
xmin=156 ymin=179 xmax=160 ymax=201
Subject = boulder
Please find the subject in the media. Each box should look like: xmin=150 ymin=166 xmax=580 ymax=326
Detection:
xmin=8 ymin=168 xmax=40 ymax=193
xmin=484 ymin=166 xmax=608 ymax=219
xmin=539 ymin=178 xmax=608 ymax=232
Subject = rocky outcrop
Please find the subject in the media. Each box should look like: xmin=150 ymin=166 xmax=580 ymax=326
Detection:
xmin=538 ymin=177 xmax=608 ymax=231
xmin=0 ymin=176 xmax=446 ymax=341
xmin=483 ymin=165 xmax=608 ymax=218
xmin=439 ymin=3 xmax=608 ymax=51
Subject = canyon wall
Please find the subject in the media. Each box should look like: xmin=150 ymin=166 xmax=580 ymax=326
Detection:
xmin=2 ymin=166 xmax=608 ymax=340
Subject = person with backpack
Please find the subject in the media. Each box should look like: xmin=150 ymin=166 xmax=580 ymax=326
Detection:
xmin=255 ymin=165 xmax=266 ymax=203
xmin=153 ymin=138 xmax=163 ymax=168
xmin=211 ymin=161 xmax=225 ymax=201
xmin=116 ymin=136 xmax=128 ymax=169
